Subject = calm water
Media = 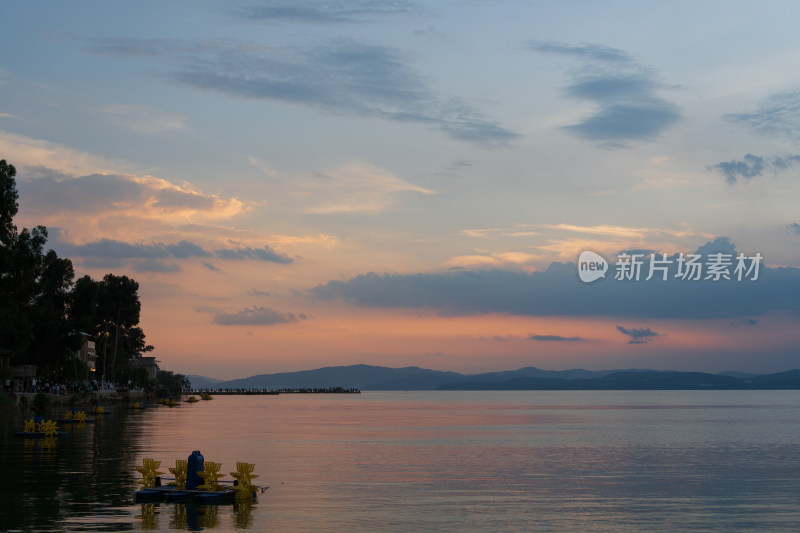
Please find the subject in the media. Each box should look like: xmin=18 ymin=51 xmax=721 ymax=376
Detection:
xmin=2 ymin=391 xmax=800 ymax=532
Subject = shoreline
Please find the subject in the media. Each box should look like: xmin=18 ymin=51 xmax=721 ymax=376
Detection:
xmin=3 ymin=389 xmax=148 ymax=408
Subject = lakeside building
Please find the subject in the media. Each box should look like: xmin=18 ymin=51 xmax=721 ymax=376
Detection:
xmin=75 ymin=333 xmax=97 ymax=374
xmin=131 ymin=356 xmax=159 ymax=381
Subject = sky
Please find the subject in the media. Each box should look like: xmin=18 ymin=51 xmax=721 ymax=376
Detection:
xmin=2 ymin=1 xmax=800 ymax=379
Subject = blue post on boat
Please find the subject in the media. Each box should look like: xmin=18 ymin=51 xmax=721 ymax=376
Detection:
xmin=186 ymin=450 xmax=204 ymax=490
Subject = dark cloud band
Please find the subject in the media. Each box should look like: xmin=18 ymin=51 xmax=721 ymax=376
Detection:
xmin=312 ymin=238 xmax=800 ymax=319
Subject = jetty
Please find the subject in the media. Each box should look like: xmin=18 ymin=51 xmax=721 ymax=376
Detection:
xmin=191 ymin=387 xmax=360 ymax=395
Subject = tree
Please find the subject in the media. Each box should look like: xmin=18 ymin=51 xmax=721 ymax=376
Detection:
xmin=0 ymin=161 xmax=76 ymax=372
xmin=121 ymin=326 xmax=154 ymax=358
xmin=0 ymin=160 xmax=154 ymax=380
xmin=0 ymin=159 xmax=22 ymax=353
xmin=69 ymin=275 xmax=100 ymax=335
xmin=0 ymin=159 xmax=18 ymax=246
xmin=96 ymin=274 xmax=141 ymax=379
xmin=157 ymin=370 xmax=190 ymax=397
xmin=27 ymin=249 xmax=77 ymax=373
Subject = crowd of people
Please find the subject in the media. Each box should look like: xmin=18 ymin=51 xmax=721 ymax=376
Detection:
xmin=3 ymin=377 xmax=120 ymax=395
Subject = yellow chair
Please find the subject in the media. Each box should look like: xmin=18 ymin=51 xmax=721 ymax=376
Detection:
xmin=196 ymin=461 xmax=225 ymax=491
xmin=168 ymin=459 xmax=188 ymax=490
xmin=136 ymin=458 xmax=165 ymax=488
xmin=231 ymin=462 xmax=258 ymax=499
xmin=37 ymin=420 xmax=59 ymax=437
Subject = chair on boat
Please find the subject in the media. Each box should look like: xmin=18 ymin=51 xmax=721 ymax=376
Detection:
xmin=196 ymin=461 xmax=225 ymax=491
xmin=136 ymin=458 xmax=164 ymax=488
xmin=168 ymin=459 xmax=188 ymax=490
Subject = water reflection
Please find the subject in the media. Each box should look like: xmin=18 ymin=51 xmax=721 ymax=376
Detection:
xmin=131 ymin=501 xmax=253 ymax=531
xmin=0 ymin=404 xmax=144 ymax=531
xmin=2 ymin=391 xmax=800 ymax=532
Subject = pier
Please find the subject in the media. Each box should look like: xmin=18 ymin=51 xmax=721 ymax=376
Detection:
xmin=191 ymin=387 xmax=361 ymax=395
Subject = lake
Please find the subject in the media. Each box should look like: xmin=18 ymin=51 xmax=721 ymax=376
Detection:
xmin=2 ymin=391 xmax=800 ymax=532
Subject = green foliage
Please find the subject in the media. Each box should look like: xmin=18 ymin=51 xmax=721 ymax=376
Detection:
xmin=157 ymin=370 xmax=189 ymax=397
xmin=70 ymin=276 xmax=99 ymax=334
xmin=0 ymin=159 xmax=18 ymax=246
xmin=96 ymin=274 xmax=143 ymax=378
xmin=0 ymin=159 xmax=155 ymax=380
xmin=33 ymin=391 xmax=52 ymax=412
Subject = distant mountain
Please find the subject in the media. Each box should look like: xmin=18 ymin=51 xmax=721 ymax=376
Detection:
xmin=717 ymin=371 xmax=760 ymax=379
xmin=438 ymin=370 xmax=800 ymax=391
xmin=193 ymin=365 xmax=653 ymax=391
xmin=746 ymin=369 xmax=800 ymax=388
xmin=186 ymin=374 xmax=225 ymax=389
xmin=187 ymin=364 xmax=800 ymax=391
xmin=218 ymin=364 xmax=461 ymax=390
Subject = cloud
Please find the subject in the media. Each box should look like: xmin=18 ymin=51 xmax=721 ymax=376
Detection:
xmin=166 ymin=240 xmax=213 ymax=258
xmin=0 ymin=131 xmax=125 ymax=176
xmin=233 ymin=1 xmax=420 ymax=23
xmin=248 ymin=290 xmax=272 ymax=297
xmin=529 ymin=41 xmax=680 ymax=145
xmin=302 ymin=162 xmax=436 ymax=214
xmin=202 ymin=261 xmax=220 ymax=272
xmin=311 ymin=238 xmax=800 ymax=319
xmin=51 ymin=234 xmax=212 ymax=261
xmin=215 ymin=244 xmax=293 ymax=264
xmin=616 ymin=325 xmax=660 ymax=344
xmin=84 ymin=37 xmax=200 ymax=58
xmin=542 ymin=223 xmax=666 ymax=239
xmin=442 ymin=251 xmax=544 ymax=270
xmin=133 ymin=258 xmax=181 ymax=273
xmin=527 ymin=42 xmax=633 ymax=63
xmin=730 ymin=318 xmax=758 ymax=327
xmin=88 ymin=37 xmax=519 ymax=146
xmin=16 ymin=168 xmax=247 ymax=221
xmin=102 ymin=104 xmax=187 ymax=134
xmin=47 ymin=234 xmax=222 ymax=273
xmin=710 ymin=155 xmax=765 ymax=185
xmin=528 ymin=334 xmax=584 ymax=341
xmin=200 ymin=305 xmax=299 ymax=326
xmin=726 ymin=88 xmax=800 ymax=140
xmin=709 ymin=153 xmax=800 ymax=184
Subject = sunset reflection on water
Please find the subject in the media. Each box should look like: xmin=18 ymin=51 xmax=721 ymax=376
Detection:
xmin=2 ymin=391 xmax=800 ymax=531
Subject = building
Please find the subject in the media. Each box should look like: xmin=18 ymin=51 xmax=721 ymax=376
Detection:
xmin=130 ymin=356 xmax=159 ymax=381
xmin=75 ymin=333 xmax=97 ymax=374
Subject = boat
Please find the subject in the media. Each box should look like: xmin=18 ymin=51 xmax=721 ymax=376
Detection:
xmin=133 ymin=452 xmax=266 ymax=506
xmin=193 ymin=489 xmax=242 ymax=505
xmin=14 ymin=430 xmax=67 ymax=438
xmin=134 ymin=486 xmax=175 ymax=503
xmin=57 ymin=410 xmax=94 ymax=423
xmin=134 ymin=486 xmax=256 ymax=505
xmin=14 ymin=418 xmax=65 ymax=437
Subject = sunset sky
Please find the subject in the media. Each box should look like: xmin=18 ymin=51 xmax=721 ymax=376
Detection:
xmin=2 ymin=1 xmax=800 ymax=379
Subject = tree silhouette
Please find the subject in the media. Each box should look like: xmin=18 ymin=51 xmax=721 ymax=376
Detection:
xmin=0 ymin=159 xmax=153 ymax=380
